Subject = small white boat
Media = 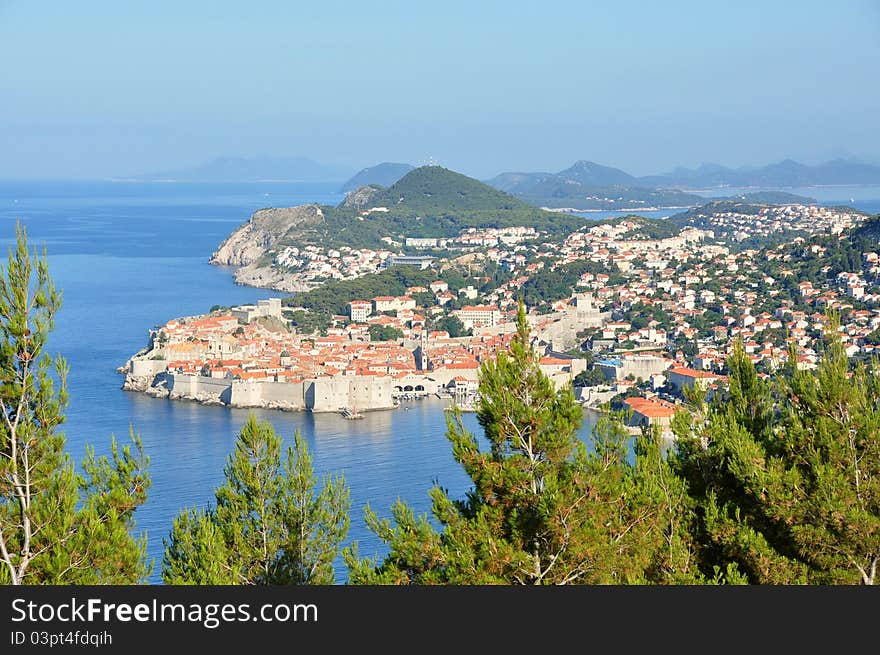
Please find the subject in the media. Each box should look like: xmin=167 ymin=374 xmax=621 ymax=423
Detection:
xmin=340 ymin=406 xmax=364 ymax=419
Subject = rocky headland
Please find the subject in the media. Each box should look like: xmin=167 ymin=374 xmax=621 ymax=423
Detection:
xmin=209 ymin=204 xmax=325 ymax=291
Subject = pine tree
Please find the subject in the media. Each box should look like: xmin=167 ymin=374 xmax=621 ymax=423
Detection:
xmin=673 ymin=330 xmax=880 ymax=584
xmin=163 ymin=509 xmax=239 ymax=584
xmin=346 ymin=302 xmax=701 ymax=584
xmin=0 ymin=223 xmax=151 ymax=585
xmin=163 ymin=415 xmax=350 ymax=584
xmin=624 ymin=423 xmax=708 ymax=583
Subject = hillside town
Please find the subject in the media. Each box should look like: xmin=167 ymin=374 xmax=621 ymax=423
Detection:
xmin=268 ymin=225 xmax=543 ymax=289
xmin=123 ymin=203 xmax=877 ymax=438
xmin=676 ymin=203 xmax=863 ymax=242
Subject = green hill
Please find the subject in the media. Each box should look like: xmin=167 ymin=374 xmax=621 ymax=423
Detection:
xmin=367 ymin=166 xmax=539 ymax=214
xmin=852 ymin=215 xmax=880 ymax=241
xmin=557 ymin=160 xmax=637 ymax=186
xmin=669 ymin=200 xmax=775 ymax=227
xmin=522 ymin=183 xmax=704 ymax=210
xmin=317 ymin=166 xmax=584 ymax=246
xmin=723 ymin=191 xmax=816 ymax=205
xmin=591 ymin=214 xmax=681 ymax=240
xmin=262 ymin=166 xmax=586 ymax=251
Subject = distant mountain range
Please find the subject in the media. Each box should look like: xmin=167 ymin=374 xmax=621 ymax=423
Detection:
xmin=340 ymin=159 xmax=844 ymax=211
xmin=136 ymin=156 xmax=880 ymax=204
xmin=487 ymin=160 xmax=639 ymax=193
xmin=641 ymin=158 xmax=880 ymax=189
xmin=479 ymin=158 xmax=880 ymax=210
xmin=484 ymin=160 xmax=704 ymax=210
xmin=137 ymin=157 xmax=354 ymax=182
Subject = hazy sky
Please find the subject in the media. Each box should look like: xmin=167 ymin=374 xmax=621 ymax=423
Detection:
xmin=1 ymin=0 xmax=879 ymax=179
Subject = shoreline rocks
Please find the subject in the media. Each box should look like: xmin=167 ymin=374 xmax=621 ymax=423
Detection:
xmin=230 ymin=264 xmax=315 ymax=293
xmin=209 ymin=204 xmax=324 ymax=267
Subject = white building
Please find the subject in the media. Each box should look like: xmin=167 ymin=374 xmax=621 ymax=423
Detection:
xmin=454 ymin=305 xmax=501 ymax=329
xmin=348 ymin=300 xmax=372 ymax=322
xmin=231 ymin=298 xmax=283 ymax=323
xmin=373 ymin=296 xmax=417 ymax=313
xmin=458 ymin=285 xmax=479 ymax=300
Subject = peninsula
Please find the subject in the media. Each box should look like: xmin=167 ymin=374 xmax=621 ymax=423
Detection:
xmin=123 ymin=163 xmax=876 ymax=436
xmin=120 ymin=295 xmax=590 ymax=413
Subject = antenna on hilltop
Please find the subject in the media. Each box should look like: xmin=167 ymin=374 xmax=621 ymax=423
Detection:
xmin=427 ymin=156 xmax=435 ymax=167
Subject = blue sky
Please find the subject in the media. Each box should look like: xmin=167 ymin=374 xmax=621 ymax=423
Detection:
xmin=1 ymin=0 xmax=878 ymax=179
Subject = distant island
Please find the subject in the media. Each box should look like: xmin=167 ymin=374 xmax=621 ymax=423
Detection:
xmin=341 ymin=163 xmax=415 ymax=192
xmin=720 ymin=191 xmax=817 ymax=205
xmin=482 ymin=158 xmax=876 ymax=211
xmin=134 ymin=156 xmax=354 ymax=182
xmin=484 ymin=160 xmax=703 ymax=210
xmin=640 ymin=158 xmax=880 ymax=189
xmin=131 ymin=155 xmax=880 ymax=199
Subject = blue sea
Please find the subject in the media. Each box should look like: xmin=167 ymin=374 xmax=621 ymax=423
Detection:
xmin=1 ymin=181 xmax=877 ymax=583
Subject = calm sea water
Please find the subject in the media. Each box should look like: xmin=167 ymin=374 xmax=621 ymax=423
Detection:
xmin=1 ymin=181 xmax=877 ymax=583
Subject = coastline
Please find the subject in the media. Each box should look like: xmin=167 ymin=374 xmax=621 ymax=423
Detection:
xmin=120 ymin=369 xmax=400 ymax=415
xmin=542 ymin=205 xmax=692 ymax=214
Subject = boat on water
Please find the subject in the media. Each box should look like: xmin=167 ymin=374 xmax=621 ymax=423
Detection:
xmin=340 ymin=404 xmax=364 ymax=419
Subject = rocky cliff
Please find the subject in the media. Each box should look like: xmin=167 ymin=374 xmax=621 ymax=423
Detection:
xmin=230 ymin=264 xmax=315 ymax=293
xmin=209 ymin=204 xmax=324 ymax=266
xmin=340 ymin=185 xmax=381 ymax=210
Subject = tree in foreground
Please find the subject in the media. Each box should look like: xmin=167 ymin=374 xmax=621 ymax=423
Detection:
xmin=163 ymin=415 xmax=350 ymax=584
xmin=673 ymin=329 xmax=880 ymax=584
xmin=346 ymin=302 xmax=702 ymax=584
xmin=0 ymin=223 xmax=151 ymax=585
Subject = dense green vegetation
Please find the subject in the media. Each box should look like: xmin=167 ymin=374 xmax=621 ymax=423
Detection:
xmin=523 ymin=185 xmax=703 ymax=211
xmin=666 ymin=201 xmax=867 ymax=251
xmin=283 ymin=308 xmax=333 ymax=335
xmin=163 ymin=416 xmax=350 ymax=584
xmin=757 ymin=230 xmax=873 ymax=292
xmin=368 ymin=325 xmax=404 ymax=341
xmin=670 ymin=201 xmax=772 ymax=229
xmin=573 ymin=365 xmax=606 ymax=387
xmin=622 ymin=300 xmax=672 ymax=330
xmin=273 ymin=167 xmax=586 ymax=251
xmin=284 ymin=263 xmax=481 ymax=318
xmin=286 ymin=267 xmax=443 ymax=316
xmin=852 ymin=215 xmax=880 ymax=241
xmin=0 ymin=225 xmax=151 ymax=584
xmin=593 ymin=214 xmax=682 ymax=239
xmin=433 ymin=314 xmax=469 ymax=338
xmin=723 ymin=191 xmax=817 ymax=205
xmin=368 ymin=166 xmax=537 ymax=213
xmin=673 ymin=329 xmax=880 ymax=584
xmin=520 ymin=259 xmax=620 ymax=310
